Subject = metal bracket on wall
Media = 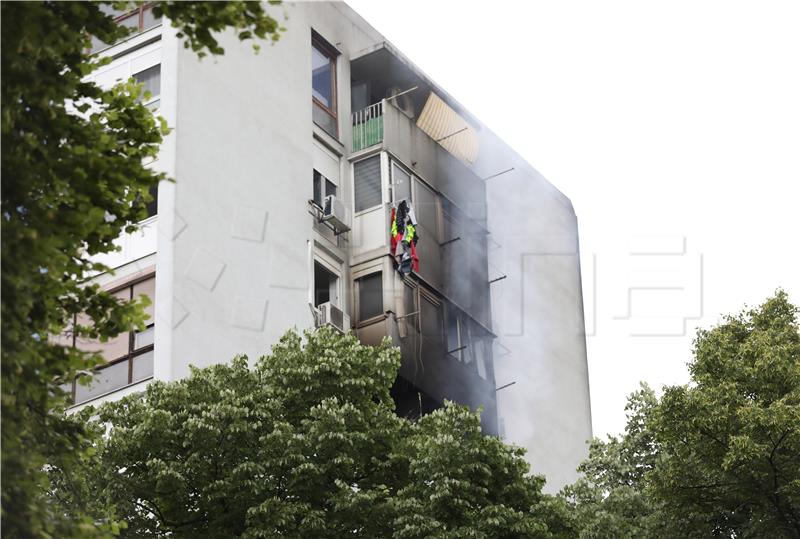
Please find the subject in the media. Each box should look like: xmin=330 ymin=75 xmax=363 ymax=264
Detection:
xmin=308 ymin=200 xmax=349 ymax=237
xmin=495 ymin=381 xmax=516 ymax=392
xmin=439 ymin=236 xmax=461 ymax=247
xmin=482 ymin=167 xmax=515 ymax=181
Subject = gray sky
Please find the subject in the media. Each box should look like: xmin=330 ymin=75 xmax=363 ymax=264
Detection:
xmin=346 ymin=0 xmax=800 ymax=437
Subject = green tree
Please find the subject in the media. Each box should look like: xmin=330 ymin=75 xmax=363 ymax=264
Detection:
xmin=66 ymin=328 xmax=564 ymax=538
xmin=564 ymin=291 xmax=800 ymax=538
xmin=1 ymin=2 xmax=282 ymax=536
xmin=560 ymin=384 xmax=666 ymax=539
xmin=650 ymin=291 xmax=800 ymax=538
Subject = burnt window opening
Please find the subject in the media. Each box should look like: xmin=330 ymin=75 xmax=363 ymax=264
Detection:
xmin=391 ymin=376 xmax=440 ymax=422
xmin=314 ymin=261 xmax=339 ymax=307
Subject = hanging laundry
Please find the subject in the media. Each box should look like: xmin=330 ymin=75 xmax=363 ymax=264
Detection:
xmin=390 ymin=200 xmax=420 ymax=275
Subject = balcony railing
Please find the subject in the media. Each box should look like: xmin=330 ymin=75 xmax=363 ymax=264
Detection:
xmin=352 ymin=101 xmax=384 ymax=152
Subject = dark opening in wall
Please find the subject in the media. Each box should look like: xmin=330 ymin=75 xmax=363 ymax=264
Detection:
xmin=313 ymin=261 xmax=337 ymax=307
xmin=390 ymin=376 xmax=440 ymax=421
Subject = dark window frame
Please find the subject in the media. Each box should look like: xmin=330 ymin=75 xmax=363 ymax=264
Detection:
xmin=354 ymin=271 xmax=384 ymax=325
xmin=312 ymin=169 xmax=337 ymax=209
xmin=311 ymin=31 xmax=339 ymax=135
xmin=65 ymin=273 xmax=156 ymax=404
xmin=313 ymin=259 xmax=340 ymax=308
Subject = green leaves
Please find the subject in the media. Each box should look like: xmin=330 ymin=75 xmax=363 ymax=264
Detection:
xmin=649 ymin=291 xmax=800 ymax=538
xmin=156 ymin=2 xmax=285 ymax=58
xmin=68 ymin=328 xmax=560 ymax=538
xmin=1 ymin=2 xmax=284 ymax=536
xmin=563 ymin=291 xmax=800 ymax=538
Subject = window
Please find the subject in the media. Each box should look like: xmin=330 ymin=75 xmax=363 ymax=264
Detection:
xmin=313 ymin=170 xmax=337 ymax=208
xmin=90 ymin=3 xmax=162 ymax=53
xmin=402 ymin=280 xmax=420 ymax=334
xmin=145 ymin=183 xmax=158 ymax=218
xmin=65 ymin=274 xmax=156 ymax=404
xmin=446 ymin=306 xmax=463 ymax=361
xmin=420 ymin=292 xmax=444 ymax=365
xmin=134 ymin=64 xmax=161 ymax=110
xmin=353 ymin=155 xmax=382 ymax=213
xmin=312 ymin=33 xmax=338 ymax=137
xmin=414 ymin=180 xmax=440 ymax=241
xmin=356 ymin=272 xmax=383 ymax=321
xmin=420 ymin=294 xmax=443 ymax=340
xmin=391 ymin=162 xmax=412 ymax=203
xmin=314 ymin=261 xmax=339 ymax=307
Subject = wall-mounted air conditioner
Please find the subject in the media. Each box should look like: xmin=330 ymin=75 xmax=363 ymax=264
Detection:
xmin=316 ymin=302 xmax=350 ymax=334
xmin=321 ymin=195 xmax=350 ymax=233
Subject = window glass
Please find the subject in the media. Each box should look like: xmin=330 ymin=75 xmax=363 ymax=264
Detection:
xmin=313 ymin=170 xmax=338 ymax=207
xmin=325 ymin=179 xmax=337 ymax=199
xmin=118 ymin=11 xmax=141 ymax=31
xmin=74 ymin=309 xmax=130 ymax=362
xmin=134 ymin=326 xmax=155 ymax=349
xmin=132 ymin=276 xmax=156 ymax=320
xmin=392 ymin=162 xmax=412 ymax=203
xmin=67 ymin=274 xmax=157 ymax=404
xmin=421 ymin=295 xmax=443 ymax=340
xmin=462 ymin=323 xmax=475 ymax=365
xmin=90 ymin=5 xmax=161 ymax=54
xmin=74 ymin=360 xmax=129 ymax=403
xmin=145 ymin=183 xmax=158 ymax=218
xmin=440 ymin=198 xmax=459 ymax=242
xmin=403 ymin=282 xmax=419 ymax=332
xmin=141 ymin=6 xmax=162 ymax=31
xmin=312 ymin=45 xmax=333 ymax=108
xmin=474 ymin=339 xmax=488 ymax=380
xmin=415 ymin=180 xmax=439 ymax=239
xmin=134 ymin=64 xmax=161 ymax=103
xmin=353 ymin=156 xmax=381 ymax=212
xmin=446 ymin=308 xmax=460 ymax=360
xmin=357 ymin=273 xmax=383 ymax=321
xmin=313 ymin=170 xmax=323 ymax=206
xmin=132 ymin=350 xmax=155 ymax=382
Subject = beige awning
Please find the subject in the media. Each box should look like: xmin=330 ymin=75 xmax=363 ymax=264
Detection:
xmin=416 ymin=92 xmax=479 ymax=164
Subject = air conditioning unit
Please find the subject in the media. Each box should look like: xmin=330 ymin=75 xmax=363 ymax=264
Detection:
xmin=316 ymin=302 xmax=350 ymax=334
xmin=321 ymin=195 xmax=350 ymax=233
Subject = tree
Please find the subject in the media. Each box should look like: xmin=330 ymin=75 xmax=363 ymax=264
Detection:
xmin=563 ymin=291 xmax=800 ymax=538
xmin=650 ymin=291 xmax=800 ymax=538
xmin=1 ymin=2 xmax=282 ymax=536
xmin=560 ymin=384 xmax=669 ymax=539
xmin=64 ymin=328 xmax=565 ymax=538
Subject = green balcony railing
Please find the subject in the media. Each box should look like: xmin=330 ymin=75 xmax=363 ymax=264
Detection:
xmin=352 ymin=101 xmax=384 ymax=151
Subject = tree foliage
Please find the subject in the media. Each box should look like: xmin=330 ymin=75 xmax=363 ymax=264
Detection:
xmin=64 ymin=328 xmax=564 ymax=538
xmin=561 ymin=384 xmax=665 ymax=538
xmin=0 ymin=2 xmax=282 ymax=536
xmin=564 ymin=291 xmax=800 ymax=538
xmin=650 ymin=291 xmax=800 ymax=537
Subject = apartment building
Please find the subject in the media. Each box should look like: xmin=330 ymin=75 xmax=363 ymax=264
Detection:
xmin=66 ymin=2 xmax=592 ymax=491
